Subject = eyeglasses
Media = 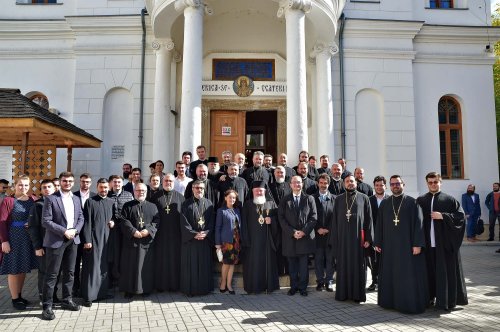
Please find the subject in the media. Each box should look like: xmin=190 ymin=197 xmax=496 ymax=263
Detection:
xmin=427 ymin=180 xmax=439 ymax=185
xmin=390 ymin=182 xmax=402 ymax=187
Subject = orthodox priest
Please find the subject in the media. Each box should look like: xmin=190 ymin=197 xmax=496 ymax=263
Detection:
xmin=217 ymin=163 xmax=248 ymax=207
xmin=374 ymin=175 xmax=428 ymax=314
xmin=179 ymin=180 xmax=215 ymax=296
xmin=417 ymin=172 xmax=468 ymax=311
xmin=184 ymin=164 xmax=219 ymax=208
xmin=80 ymin=178 xmax=115 ymax=307
xmin=152 ymin=173 xmax=185 ymax=292
xmin=330 ymin=174 xmax=373 ymax=303
xmin=118 ymin=183 xmax=159 ymax=299
xmin=241 ymin=181 xmax=280 ymax=294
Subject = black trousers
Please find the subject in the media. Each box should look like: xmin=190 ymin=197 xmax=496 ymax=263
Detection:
xmin=366 ymin=247 xmax=379 ymax=284
xmin=489 ymin=212 xmax=500 ymax=240
xmin=43 ymin=240 xmax=77 ymax=307
xmin=73 ymin=242 xmax=84 ymax=293
xmin=36 ymin=254 xmax=47 ymax=296
xmin=288 ymin=255 xmax=309 ymax=291
xmin=427 ymin=247 xmax=437 ymax=300
xmin=314 ymin=246 xmax=335 ymax=284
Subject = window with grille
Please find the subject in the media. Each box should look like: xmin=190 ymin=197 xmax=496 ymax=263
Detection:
xmin=438 ymin=96 xmax=463 ymax=179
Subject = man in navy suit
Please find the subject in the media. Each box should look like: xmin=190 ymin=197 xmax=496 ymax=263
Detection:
xmin=41 ymin=172 xmax=84 ymax=320
xmin=462 ymin=184 xmax=481 ymax=242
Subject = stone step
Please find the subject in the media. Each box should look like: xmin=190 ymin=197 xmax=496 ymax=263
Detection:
xmin=212 ymin=269 xmax=318 ymax=289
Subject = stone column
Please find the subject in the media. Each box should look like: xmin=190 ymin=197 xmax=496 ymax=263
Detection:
xmin=152 ymin=39 xmax=174 ymax=168
xmin=310 ymin=42 xmax=338 ymax=160
xmin=175 ymin=0 xmax=212 ymax=154
xmin=278 ymin=0 xmax=311 ymax=166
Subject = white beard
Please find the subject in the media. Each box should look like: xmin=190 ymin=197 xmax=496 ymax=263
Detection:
xmin=253 ymin=196 xmax=266 ymax=205
xmin=275 ymin=177 xmax=285 ymax=184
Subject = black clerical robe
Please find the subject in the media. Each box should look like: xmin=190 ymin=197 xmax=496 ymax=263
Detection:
xmin=240 ymin=199 xmax=280 ymax=293
xmin=184 ymin=179 xmax=220 ymax=209
xmin=374 ymin=195 xmax=429 ymax=314
xmin=118 ymin=200 xmax=159 ymax=294
xmin=241 ymin=166 xmax=270 ymax=187
xmin=330 ymin=191 xmax=373 ymax=302
xmin=217 ymin=176 xmax=249 ymax=206
xmin=179 ymin=197 xmax=215 ymax=296
xmin=417 ymin=192 xmax=468 ymax=310
xmin=328 ymin=178 xmax=345 ymax=196
xmin=80 ymin=195 xmax=115 ymax=302
xmin=152 ymin=189 xmax=185 ymax=292
xmin=356 ymin=181 xmax=374 ymax=197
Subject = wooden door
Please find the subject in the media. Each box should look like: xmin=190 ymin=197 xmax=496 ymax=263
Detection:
xmin=210 ymin=110 xmax=245 ymax=160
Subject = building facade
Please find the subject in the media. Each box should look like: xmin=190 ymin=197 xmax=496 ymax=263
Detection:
xmin=0 ymin=0 xmax=498 ymax=201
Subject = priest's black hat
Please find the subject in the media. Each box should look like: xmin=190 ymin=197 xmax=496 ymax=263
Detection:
xmin=252 ymin=180 xmax=266 ymax=189
xmin=208 ymin=156 xmax=219 ymax=163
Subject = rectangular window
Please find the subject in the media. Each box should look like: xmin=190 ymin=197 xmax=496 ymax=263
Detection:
xmin=32 ymin=0 xmax=57 ymax=3
xmin=213 ymin=59 xmax=275 ymax=81
xmin=429 ymin=0 xmax=453 ymax=8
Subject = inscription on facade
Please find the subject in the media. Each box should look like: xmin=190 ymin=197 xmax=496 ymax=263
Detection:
xmin=202 ymin=81 xmax=286 ymax=97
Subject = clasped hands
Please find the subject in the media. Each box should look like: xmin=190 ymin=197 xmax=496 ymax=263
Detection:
xmin=293 ymin=230 xmax=305 ymax=239
xmin=133 ymin=229 xmax=150 ymax=238
xmin=194 ymin=231 xmax=207 ymax=240
xmin=375 ymin=246 xmax=421 ymax=255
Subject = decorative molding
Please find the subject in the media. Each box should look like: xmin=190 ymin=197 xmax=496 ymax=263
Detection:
xmin=175 ymin=0 xmax=213 ymax=15
xmin=343 ymin=48 xmax=416 ymax=60
xmin=344 ymin=19 xmax=424 ymax=39
xmin=413 ymin=54 xmax=496 ymax=65
xmin=152 ymin=39 xmax=175 ymax=51
xmin=173 ymin=51 xmax=182 ymax=63
xmin=277 ymin=0 xmax=312 ymax=18
xmin=310 ymin=42 xmax=339 ymax=59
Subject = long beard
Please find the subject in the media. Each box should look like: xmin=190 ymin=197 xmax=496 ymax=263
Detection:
xmin=253 ymin=196 xmax=266 ymax=205
xmin=275 ymin=177 xmax=285 ymax=184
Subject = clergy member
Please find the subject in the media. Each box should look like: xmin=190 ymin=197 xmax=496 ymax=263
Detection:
xmin=80 ymin=178 xmax=115 ymax=307
xmin=153 ymin=173 xmax=185 ymax=292
xmin=241 ymin=181 xmax=280 ymax=294
xmin=184 ymin=164 xmax=219 ymax=208
xmin=118 ymin=183 xmax=159 ymax=299
xmin=217 ymin=162 xmax=248 ymax=207
xmin=417 ymin=172 xmax=468 ymax=310
xmin=374 ymin=175 xmax=428 ymax=314
xmin=179 ymin=180 xmax=215 ymax=296
xmin=330 ymin=174 xmax=373 ymax=303
xmin=278 ymin=175 xmax=317 ymax=297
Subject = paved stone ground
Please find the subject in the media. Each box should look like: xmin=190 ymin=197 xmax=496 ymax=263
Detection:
xmin=1 ymin=243 xmax=499 ymax=332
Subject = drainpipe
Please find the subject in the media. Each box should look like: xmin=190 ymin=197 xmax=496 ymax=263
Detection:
xmin=339 ymin=13 xmax=346 ymax=158
xmin=139 ymin=8 xmax=147 ymax=168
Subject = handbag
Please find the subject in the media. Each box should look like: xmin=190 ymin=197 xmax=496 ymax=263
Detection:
xmin=476 ymin=218 xmax=484 ymax=235
xmin=216 ymin=248 xmax=223 ymax=262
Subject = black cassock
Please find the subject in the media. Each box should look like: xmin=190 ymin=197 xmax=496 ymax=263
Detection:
xmin=184 ymin=179 xmax=220 ymax=209
xmin=417 ymin=191 xmax=468 ymax=310
xmin=330 ymin=191 xmax=373 ymax=302
xmin=179 ymin=197 xmax=215 ymax=296
xmin=240 ymin=199 xmax=280 ymax=294
xmin=374 ymin=195 xmax=429 ymax=314
xmin=80 ymin=195 xmax=115 ymax=302
xmin=152 ymin=189 xmax=185 ymax=291
xmin=118 ymin=200 xmax=159 ymax=294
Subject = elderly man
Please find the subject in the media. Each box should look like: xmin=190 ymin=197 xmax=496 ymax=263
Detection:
xmin=241 ymin=181 xmax=280 ymax=294
xmin=277 ymin=153 xmax=296 ymax=182
xmin=328 ymin=163 xmax=345 ymax=196
xmin=119 ymin=183 xmax=159 ymax=299
xmin=234 ymin=153 xmax=246 ymax=175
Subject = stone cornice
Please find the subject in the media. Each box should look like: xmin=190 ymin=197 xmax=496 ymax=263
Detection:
xmin=413 ymin=54 xmax=496 ymax=65
xmin=65 ymin=15 xmax=146 ymax=35
xmin=0 ymin=49 xmax=75 ymax=59
xmin=0 ymin=20 xmax=73 ymax=40
xmin=343 ymin=48 xmax=416 ymax=60
xmin=344 ymin=19 xmax=424 ymax=39
xmin=415 ymin=25 xmax=500 ymax=44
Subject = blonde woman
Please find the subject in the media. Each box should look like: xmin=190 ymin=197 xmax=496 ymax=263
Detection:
xmin=0 ymin=175 xmax=38 ymax=309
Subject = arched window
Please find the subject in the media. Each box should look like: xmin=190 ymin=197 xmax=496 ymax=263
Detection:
xmin=438 ymin=96 xmax=463 ymax=179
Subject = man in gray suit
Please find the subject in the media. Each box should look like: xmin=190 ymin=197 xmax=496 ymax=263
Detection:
xmin=41 ymin=171 xmax=84 ymax=320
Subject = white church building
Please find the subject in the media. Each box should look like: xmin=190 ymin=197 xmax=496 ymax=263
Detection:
xmin=1 ymin=0 xmax=499 ymax=201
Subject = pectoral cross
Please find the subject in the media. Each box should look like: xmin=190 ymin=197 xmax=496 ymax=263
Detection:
xmin=139 ymin=216 xmax=144 ymax=229
xmin=165 ymin=205 xmax=170 ymax=214
xmin=198 ymin=217 xmax=205 ymax=227
xmin=393 ymin=217 xmax=399 ymax=226
xmin=346 ymin=209 xmax=352 ymax=222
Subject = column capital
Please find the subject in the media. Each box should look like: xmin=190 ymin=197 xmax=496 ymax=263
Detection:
xmin=277 ymin=0 xmax=312 ymax=18
xmin=309 ymin=42 xmax=338 ymax=59
xmin=152 ymin=39 xmax=175 ymax=52
xmin=173 ymin=50 xmax=183 ymax=63
xmin=175 ymin=0 xmax=213 ymax=15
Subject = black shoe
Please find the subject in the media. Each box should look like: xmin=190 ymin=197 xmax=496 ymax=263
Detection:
xmin=487 ymin=238 xmax=494 ymax=241
xmin=287 ymin=288 xmax=297 ymax=296
xmin=496 ymin=248 xmax=500 ymax=253
xmin=300 ymin=290 xmax=308 ymax=297
xmin=83 ymin=300 xmax=92 ymax=307
xmin=142 ymin=293 xmax=150 ymax=298
xmin=12 ymin=298 xmax=26 ymax=310
xmin=228 ymin=289 xmax=235 ymax=295
xmin=367 ymin=283 xmax=377 ymax=292
xmin=42 ymin=306 xmax=55 ymax=320
xmin=60 ymin=300 xmax=80 ymax=311
xmin=316 ymin=283 xmax=324 ymax=291
xmin=18 ymin=294 xmax=29 ymax=305
xmin=219 ymin=288 xmax=227 ymax=293
xmin=53 ymin=294 xmax=61 ymax=304
xmin=124 ymin=292 xmax=134 ymax=299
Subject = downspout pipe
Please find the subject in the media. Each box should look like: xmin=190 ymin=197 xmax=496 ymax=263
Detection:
xmin=139 ymin=8 xmax=147 ymax=168
xmin=339 ymin=13 xmax=346 ymax=158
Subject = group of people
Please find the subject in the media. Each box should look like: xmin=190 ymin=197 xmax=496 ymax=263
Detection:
xmin=0 ymin=146 xmax=470 ymax=321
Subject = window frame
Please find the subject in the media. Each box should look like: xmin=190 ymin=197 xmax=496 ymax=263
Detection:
xmin=438 ymin=96 xmax=464 ymax=179
xmin=429 ymin=0 xmax=454 ymax=9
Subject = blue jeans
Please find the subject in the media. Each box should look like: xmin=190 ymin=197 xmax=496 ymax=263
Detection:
xmin=314 ymin=247 xmax=334 ymax=284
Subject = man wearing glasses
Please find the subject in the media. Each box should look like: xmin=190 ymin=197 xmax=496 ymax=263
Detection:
xmin=374 ymin=175 xmax=428 ymax=313
xmin=416 ymin=172 xmax=468 ymax=311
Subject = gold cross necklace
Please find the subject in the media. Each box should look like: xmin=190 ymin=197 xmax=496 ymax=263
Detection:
xmin=392 ymin=195 xmax=405 ymax=226
xmin=345 ymin=191 xmax=357 ymax=222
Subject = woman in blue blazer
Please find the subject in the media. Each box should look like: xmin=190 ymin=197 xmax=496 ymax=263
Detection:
xmin=215 ymin=189 xmax=241 ymax=294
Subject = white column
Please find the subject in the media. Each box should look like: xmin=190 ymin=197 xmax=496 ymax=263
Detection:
xmin=152 ymin=39 xmax=174 ymax=168
xmin=310 ymin=42 xmax=338 ymax=160
xmin=278 ymin=0 xmax=311 ymax=166
xmin=176 ymin=0 xmax=211 ymax=154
